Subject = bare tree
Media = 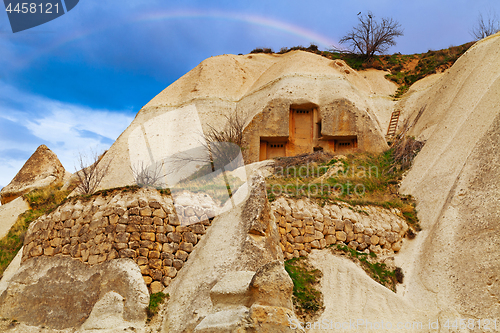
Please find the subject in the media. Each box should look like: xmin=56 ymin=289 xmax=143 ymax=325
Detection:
xmin=339 ymin=11 xmax=404 ymax=59
xmin=75 ymin=150 xmax=111 ymax=195
xmin=131 ymin=161 xmax=165 ymax=188
xmin=202 ymin=112 xmax=247 ymax=171
xmin=159 ymin=110 xmax=249 ymax=196
xmin=471 ymin=12 xmax=500 ymax=40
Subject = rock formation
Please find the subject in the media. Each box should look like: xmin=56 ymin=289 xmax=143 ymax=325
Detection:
xmin=0 ymin=145 xmax=68 ymax=205
xmin=1 ymin=34 xmax=500 ymax=332
xmin=0 ymin=168 xmax=301 ymax=332
xmin=95 ymin=51 xmax=396 ymax=191
xmin=397 ymin=32 xmax=500 ymax=320
xmin=0 ymin=257 xmax=149 ymax=330
xmin=162 ymin=173 xmax=302 ymax=332
xmin=300 ymin=33 xmax=500 ymax=331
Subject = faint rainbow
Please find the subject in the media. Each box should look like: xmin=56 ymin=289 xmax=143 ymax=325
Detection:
xmin=132 ymin=9 xmax=339 ymax=49
xmin=19 ymin=9 xmax=339 ymax=68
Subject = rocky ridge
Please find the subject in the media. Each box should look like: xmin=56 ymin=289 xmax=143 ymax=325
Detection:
xmin=0 ymin=145 xmax=68 ymax=205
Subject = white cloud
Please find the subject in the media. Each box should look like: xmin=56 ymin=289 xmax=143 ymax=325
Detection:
xmin=0 ymin=81 xmax=134 ymax=187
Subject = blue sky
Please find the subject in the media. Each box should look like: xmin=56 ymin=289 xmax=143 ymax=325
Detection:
xmin=0 ymin=0 xmax=499 ymax=189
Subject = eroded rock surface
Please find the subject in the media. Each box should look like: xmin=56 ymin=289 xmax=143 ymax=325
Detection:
xmin=249 ymin=261 xmax=293 ymax=309
xmin=162 ymin=173 xmax=301 ymax=333
xmin=0 ymin=196 xmax=30 ymax=239
xmin=307 ymin=250 xmax=426 ymax=333
xmin=398 ymin=33 xmax=500 ymax=320
xmin=0 ymin=257 xmax=149 ymax=330
xmin=97 ymin=51 xmax=393 ymax=191
xmin=195 ymin=262 xmax=300 ymax=333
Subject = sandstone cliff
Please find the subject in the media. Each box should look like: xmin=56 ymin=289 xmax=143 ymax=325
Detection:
xmin=95 ymin=51 xmax=395 ymax=191
xmin=1 ymin=35 xmax=499 ymax=332
xmin=397 ymin=32 xmax=500 ymax=320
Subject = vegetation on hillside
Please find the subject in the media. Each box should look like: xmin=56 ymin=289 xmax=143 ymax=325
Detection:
xmin=284 ymin=257 xmax=323 ymax=320
xmin=250 ymin=41 xmax=474 ymax=99
xmin=0 ymin=184 xmax=70 ymax=277
xmin=332 ymin=244 xmax=404 ymax=291
xmin=147 ymin=292 xmax=169 ymax=319
xmin=266 ymin=144 xmax=422 ymax=232
xmin=381 ymin=42 xmax=474 ymax=98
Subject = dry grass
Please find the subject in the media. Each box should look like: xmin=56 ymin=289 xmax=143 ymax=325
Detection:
xmin=0 ymin=184 xmax=69 ymax=277
xmin=272 ymin=151 xmax=334 ymax=171
xmin=266 ymin=150 xmax=421 ymax=231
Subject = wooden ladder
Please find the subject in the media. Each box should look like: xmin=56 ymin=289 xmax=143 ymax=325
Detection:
xmin=387 ymin=110 xmax=401 ymax=136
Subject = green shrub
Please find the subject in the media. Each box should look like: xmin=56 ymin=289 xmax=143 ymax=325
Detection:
xmin=147 ymin=292 xmax=169 ymax=318
xmin=333 ymin=244 xmax=404 ymax=291
xmin=266 ymin=149 xmax=421 ymax=230
xmin=284 ymin=258 xmax=323 ymax=319
xmin=250 ymin=47 xmax=273 ymax=54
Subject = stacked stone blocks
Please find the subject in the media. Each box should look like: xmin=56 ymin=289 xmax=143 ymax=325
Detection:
xmin=271 ymin=198 xmax=409 ymax=259
xmin=22 ymin=190 xmax=213 ymax=293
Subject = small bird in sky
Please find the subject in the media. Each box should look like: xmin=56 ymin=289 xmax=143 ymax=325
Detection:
xmin=357 ymin=12 xmax=362 ymax=15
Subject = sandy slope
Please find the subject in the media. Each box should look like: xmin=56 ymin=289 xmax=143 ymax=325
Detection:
xmin=307 ymin=250 xmax=428 ymax=333
xmin=0 ymin=197 xmax=29 ymax=240
xmin=397 ymin=33 xmax=500 ymax=320
xmin=361 ymin=69 xmax=398 ymax=132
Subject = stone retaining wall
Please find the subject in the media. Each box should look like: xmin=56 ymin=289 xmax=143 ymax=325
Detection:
xmin=22 ymin=188 xmax=215 ymax=293
xmin=21 ymin=188 xmax=409 ymax=292
xmin=271 ymin=197 xmax=409 ymax=259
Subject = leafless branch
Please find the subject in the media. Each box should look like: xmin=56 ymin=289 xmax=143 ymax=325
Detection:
xmin=168 ymin=111 xmax=248 ymax=173
xmin=156 ymin=111 xmax=249 ymax=193
xmin=130 ymin=160 xmax=166 ymax=188
xmin=75 ymin=150 xmax=111 ymax=195
xmin=201 ymin=112 xmax=247 ymax=171
xmin=339 ymin=11 xmax=404 ymax=59
xmin=471 ymin=12 xmax=500 ymax=40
